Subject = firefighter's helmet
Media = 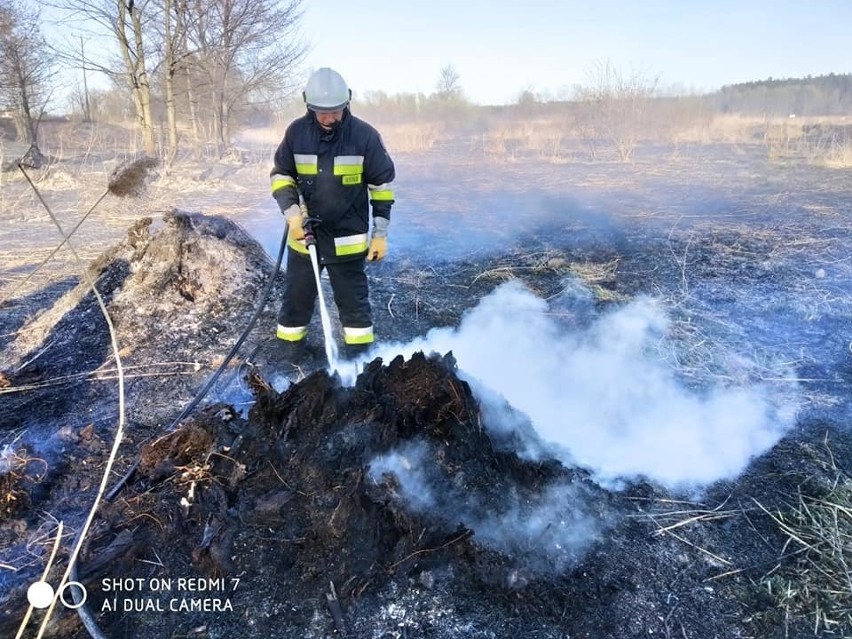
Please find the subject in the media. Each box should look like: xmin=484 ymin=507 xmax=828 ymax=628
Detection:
xmin=303 ymin=68 xmax=351 ymax=111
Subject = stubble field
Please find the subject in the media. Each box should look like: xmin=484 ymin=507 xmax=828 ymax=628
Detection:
xmin=1 ymin=118 xmax=851 ymax=638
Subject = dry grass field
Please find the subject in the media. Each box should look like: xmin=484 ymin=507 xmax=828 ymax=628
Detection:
xmin=1 ymin=111 xmax=851 ymax=638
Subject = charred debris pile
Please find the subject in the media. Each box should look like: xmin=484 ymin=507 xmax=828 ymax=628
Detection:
xmin=100 ymin=351 xmax=610 ymax=614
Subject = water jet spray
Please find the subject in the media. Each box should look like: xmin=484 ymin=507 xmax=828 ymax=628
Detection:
xmin=301 ymin=211 xmax=339 ymax=369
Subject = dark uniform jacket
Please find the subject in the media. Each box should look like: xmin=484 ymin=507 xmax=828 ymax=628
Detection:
xmin=270 ymin=109 xmax=395 ymax=264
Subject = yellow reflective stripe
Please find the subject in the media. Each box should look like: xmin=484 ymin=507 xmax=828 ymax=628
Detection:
xmin=343 ymin=325 xmax=374 ymax=344
xmin=333 ymin=155 xmax=364 ymax=176
xmin=369 ymin=182 xmax=395 ymax=201
xmin=288 ymin=236 xmax=310 ymax=254
xmin=335 ymin=165 xmax=363 ymax=176
xmin=271 ymin=173 xmax=295 ymax=193
xmin=337 ymin=243 xmax=368 ymax=256
xmin=294 ymin=154 xmax=318 ymax=175
xmin=276 ymin=324 xmax=308 ymax=341
xmin=334 ymin=233 xmax=368 ymax=256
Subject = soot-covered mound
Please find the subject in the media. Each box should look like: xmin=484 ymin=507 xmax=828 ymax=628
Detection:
xmin=72 ymin=351 xmax=611 ymax=638
xmin=1 ymin=209 xmax=276 ymax=432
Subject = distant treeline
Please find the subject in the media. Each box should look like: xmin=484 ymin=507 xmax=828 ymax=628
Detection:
xmin=712 ymin=74 xmax=852 ymax=117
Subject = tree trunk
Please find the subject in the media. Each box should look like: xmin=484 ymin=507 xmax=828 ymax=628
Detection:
xmin=81 ymin=36 xmax=92 ymax=122
xmin=9 ymin=53 xmax=44 ymax=167
xmin=163 ymin=0 xmax=179 ymax=164
xmin=213 ymin=87 xmax=226 ymax=157
xmin=130 ymin=6 xmax=156 ymax=155
xmin=116 ymin=0 xmax=156 ymax=156
xmin=19 ymin=89 xmax=45 ymax=168
xmin=138 ymin=87 xmax=156 ymax=156
xmin=19 ymin=89 xmax=37 ymax=146
xmin=164 ymin=72 xmax=178 ymax=163
xmin=186 ymin=69 xmax=200 ymax=149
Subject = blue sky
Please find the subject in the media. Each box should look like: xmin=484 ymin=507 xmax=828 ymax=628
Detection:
xmin=300 ymin=0 xmax=852 ymax=104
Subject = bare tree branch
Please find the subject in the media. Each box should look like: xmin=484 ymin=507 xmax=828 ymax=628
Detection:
xmin=184 ymin=0 xmax=306 ymax=155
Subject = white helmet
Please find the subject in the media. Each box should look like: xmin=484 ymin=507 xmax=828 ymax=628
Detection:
xmin=303 ymin=68 xmax=351 ymax=111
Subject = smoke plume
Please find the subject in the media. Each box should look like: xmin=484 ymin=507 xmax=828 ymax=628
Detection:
xmin=370 ymin=280 xmax=799 ymax=490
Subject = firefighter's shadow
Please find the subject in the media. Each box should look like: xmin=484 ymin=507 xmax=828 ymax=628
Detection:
xmin=1 ymin=260 xmax=132 ymax=429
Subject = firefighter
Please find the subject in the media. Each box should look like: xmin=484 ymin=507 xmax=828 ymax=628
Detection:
xmin=269 ymin=67 xmax=396 ymax=362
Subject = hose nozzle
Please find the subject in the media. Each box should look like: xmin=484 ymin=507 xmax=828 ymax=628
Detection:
xmin=302 ymin=216 xmax=321 ymax=247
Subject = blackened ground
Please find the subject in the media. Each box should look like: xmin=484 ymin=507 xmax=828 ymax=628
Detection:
xmin=1 ymin=198 xmax=850 ymax=638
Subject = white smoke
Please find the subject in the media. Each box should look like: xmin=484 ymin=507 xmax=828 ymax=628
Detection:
xmin=368 ymin=280 xmax=799 ymax=490
xmin=367 ymin=440 xmax=436 ymax=511
xmin=368 ymin=440 xmax=603 ymax=574
xmin=467 ymin=481 xmax=604 ymax=574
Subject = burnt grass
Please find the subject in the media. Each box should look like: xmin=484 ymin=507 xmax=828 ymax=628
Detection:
xmin=1 ymin=177 xmax=851 ymax=639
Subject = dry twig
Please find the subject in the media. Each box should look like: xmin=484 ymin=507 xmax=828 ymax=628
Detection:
xmin=14 ymin=521 xmax=64 ymax=639
xmin=17 ymin=162 xmax=138 ymax=638
xmin=0 ymin=157 xmax=157 ymax=306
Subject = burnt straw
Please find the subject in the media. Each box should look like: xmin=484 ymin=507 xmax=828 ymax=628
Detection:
xmin=107 ymin=156 xmax=160 ymax=197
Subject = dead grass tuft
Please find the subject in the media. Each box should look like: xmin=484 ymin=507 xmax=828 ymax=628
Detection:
xmin=757 ymin=440 xmax=852 ymax=634
xmin=469 ymin=251 xmax=573 ymax=286
xmin=479 ymin=118 xmax=567 ymax=162
xmin=466 ymin=252 xmax=627 ymax=303
xmin=380 ymin=122 xmax=444 ymax=153
xmin=108 ymin=155 xmax=159 ymax=197
xmin=567 ymin=259 xmax=624 ymax=301
xmin=819 ymin=141 xmax=852 ymax=169
xmin=667 ymin=114 xmax=762 ymax=145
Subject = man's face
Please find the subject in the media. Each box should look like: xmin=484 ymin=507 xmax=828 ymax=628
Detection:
xmin=314 ymin=109 xmax=344 ymax=130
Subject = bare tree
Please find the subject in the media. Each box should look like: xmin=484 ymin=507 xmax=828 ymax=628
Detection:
xmin=435 ymin=64 xmax=463 ymax=101
xmin=159 ymin=0 xmax=186 ymax=161
xmin=50 ymin=0 xmax=159 ymax=155
xmin=0 ymin=0 xmax=55 ymax=166
xmin=78 ymin=35 xmax=93 ymax=121
xmin=184 ymin=0 xmax=305 ymax=156
xmin=48 ymin=0 xmax=305 ymax=158
xmin=575 ymin=60 xmax=659 ymax=162
xmin=138 ymin=0 xmax=196 ymax=160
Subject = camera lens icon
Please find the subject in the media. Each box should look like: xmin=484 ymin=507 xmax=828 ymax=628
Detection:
xmin=27 ymin=581 xmax=88 ymax=609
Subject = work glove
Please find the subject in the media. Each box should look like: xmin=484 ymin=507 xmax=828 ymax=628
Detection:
xmin=367 ymin=216 xmax=389 ymax=262
xmin=367 ymin=237 xmax=387 ymax=262
xmin=284 ymin=204 xmax=305 ymax=243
